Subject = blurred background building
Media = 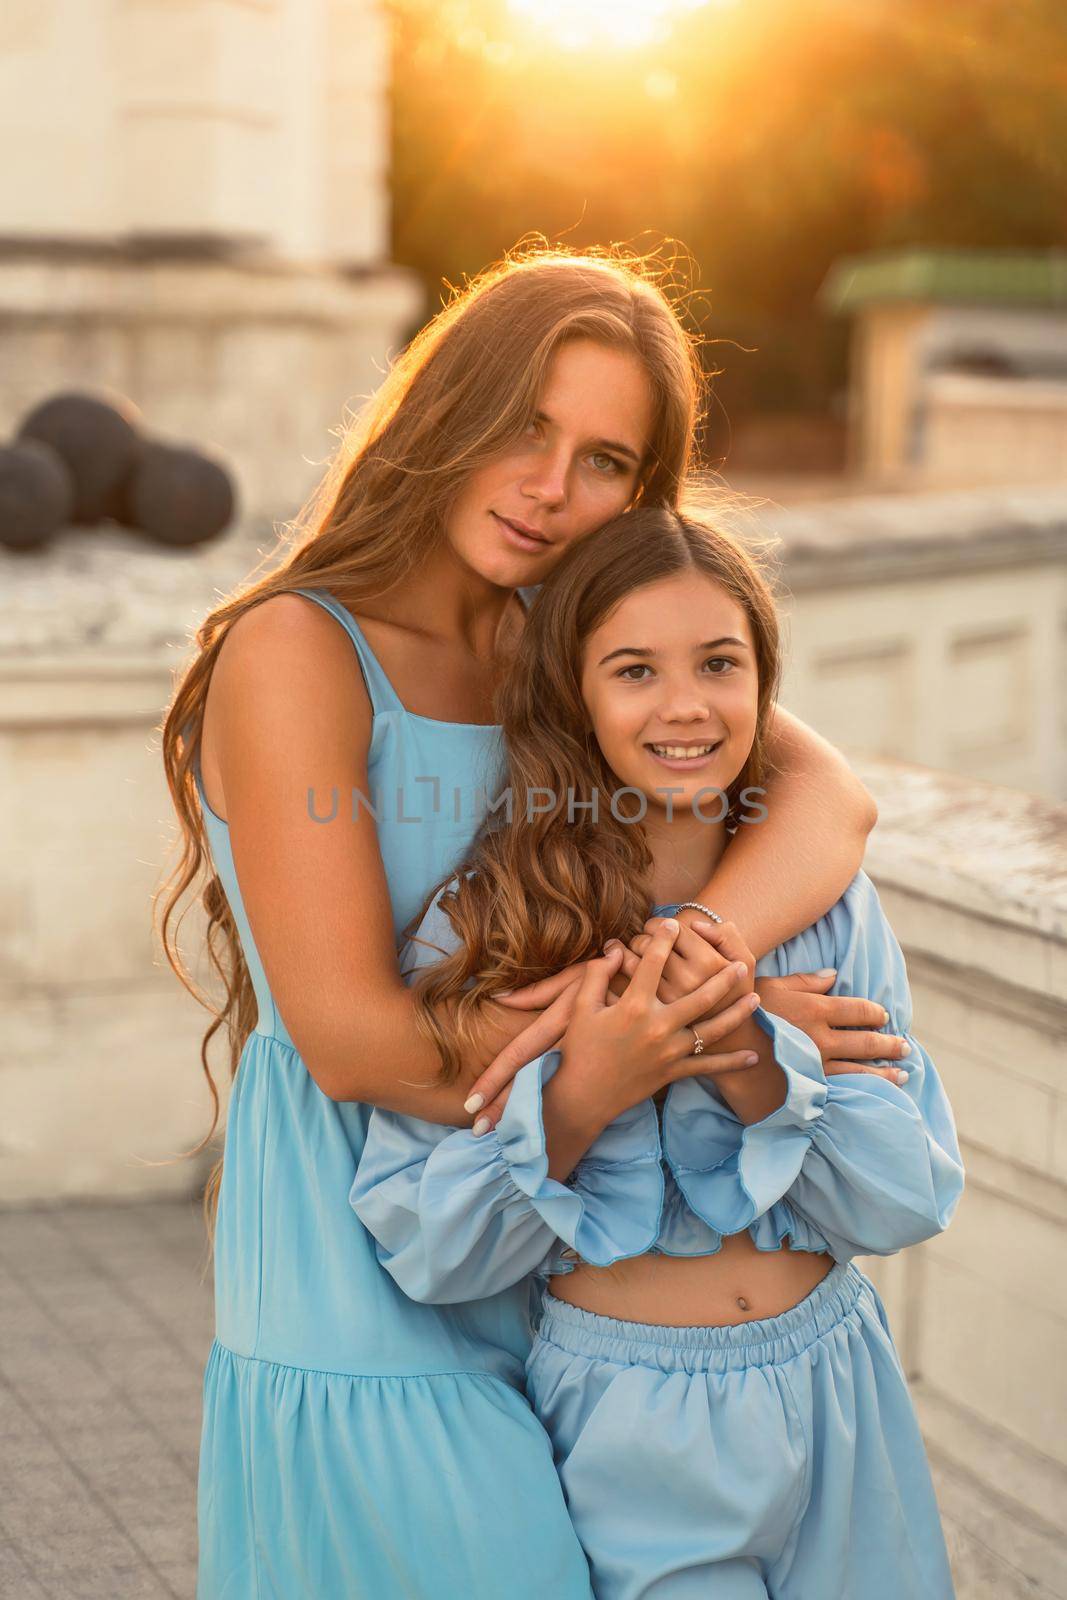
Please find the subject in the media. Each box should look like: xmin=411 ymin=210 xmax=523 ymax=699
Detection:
xmin=1 ymin=1 xmax=1065 ymax=1595
xmin=0 ymin=0 xmax=420 ymax=522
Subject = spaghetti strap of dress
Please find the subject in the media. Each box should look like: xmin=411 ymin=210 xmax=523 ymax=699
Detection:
xmin=291 ymin=586 xmax=406 ymax=719
xmin=291 ymin=583 xmax=540 ymax=723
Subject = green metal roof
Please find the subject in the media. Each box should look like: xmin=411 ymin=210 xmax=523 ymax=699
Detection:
xmin=819 ymin=249 xmax=1067 ymax=314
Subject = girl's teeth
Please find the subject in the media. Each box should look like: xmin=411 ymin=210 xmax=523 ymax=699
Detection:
xmin=651 ymin=745 xmax=715 ymax=759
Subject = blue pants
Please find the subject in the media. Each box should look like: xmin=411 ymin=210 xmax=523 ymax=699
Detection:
xmin=526 ymin=1262 xmax=954 ymax=1599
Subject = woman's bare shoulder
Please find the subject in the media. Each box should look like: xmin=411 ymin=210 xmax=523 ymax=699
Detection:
xmin=203 ymin=591 xmax=373 ymax=818
xmin=215 ymin=591 xmax=357 ymax=676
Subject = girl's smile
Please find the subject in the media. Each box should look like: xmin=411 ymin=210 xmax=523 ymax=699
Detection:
xmin=579 ymin=568 xmax=760 ymax=901
xmin=643 ymin=737 xmax=725 ymax=772
xmin=581 ymin=571 xmax=758 ymax=810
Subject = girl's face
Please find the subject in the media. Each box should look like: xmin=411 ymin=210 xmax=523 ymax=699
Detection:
xmin=579 ymin=573 xmax=759 ymax=811
xmin=445 ymin=338 xmax=653 ymax=587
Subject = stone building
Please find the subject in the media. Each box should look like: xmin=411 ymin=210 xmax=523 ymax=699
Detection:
xmin=821 ymin=248 xmax=1067 ymax=489
xmin=0 ymin=0 xmax=421 ymax=523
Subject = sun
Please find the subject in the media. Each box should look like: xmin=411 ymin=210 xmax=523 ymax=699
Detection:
xmin=507 ymin=0 xmax=713 ymax=52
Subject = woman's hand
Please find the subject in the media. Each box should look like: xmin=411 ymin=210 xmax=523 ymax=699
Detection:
xmin=457 ymin=960 xmax=605 ymax=1128
xmin=754 ymin=972 xmax=909 ymax=1084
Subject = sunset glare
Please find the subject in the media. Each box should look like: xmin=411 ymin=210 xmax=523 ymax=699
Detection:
xmin=507 ymin=0 xmax=713 ymax=52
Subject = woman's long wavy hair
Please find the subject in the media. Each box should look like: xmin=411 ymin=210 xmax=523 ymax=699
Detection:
xmin=155 ymin=243 xmax=706 ymax=1232
xmin=405 ymin=506 xmax=784 ymax=1084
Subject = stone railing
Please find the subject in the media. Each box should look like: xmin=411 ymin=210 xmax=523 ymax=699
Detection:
xmin=854 ymin=756 xmax=1067 ymax=1599
xmin=758 ymin=483 xmax=1067 ymax=802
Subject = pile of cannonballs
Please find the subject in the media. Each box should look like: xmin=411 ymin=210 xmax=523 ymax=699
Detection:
xmin=0 ymin=390 xmax=236 ymax=551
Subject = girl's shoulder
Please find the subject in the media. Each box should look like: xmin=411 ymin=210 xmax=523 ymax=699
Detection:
xmin=399 ymin=869 xmax=477 ymax=977
xmin=756 ymin=869 xmax=905 ymax=996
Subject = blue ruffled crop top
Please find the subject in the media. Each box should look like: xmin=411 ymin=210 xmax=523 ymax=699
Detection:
xmin=350 ymin=871 xmax=964 ymax=1305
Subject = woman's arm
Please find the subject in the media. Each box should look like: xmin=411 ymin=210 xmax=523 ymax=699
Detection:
xmin=205 ymin=594 xmax=533 ymax=1120
xmin=690 ymin=706 xmax=878 ymax=959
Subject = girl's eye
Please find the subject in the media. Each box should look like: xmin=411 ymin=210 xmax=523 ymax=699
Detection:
xmin=615 ymin=657 xmax=736 ymax=683
xmin=589 ymin=452 xmax=623 ymax=474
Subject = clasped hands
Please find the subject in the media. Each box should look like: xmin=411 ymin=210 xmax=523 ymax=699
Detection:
xmin=463 ymin=914 xmax=909 ymax=1134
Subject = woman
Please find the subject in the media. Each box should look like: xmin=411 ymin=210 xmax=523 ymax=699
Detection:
xmin=160 ymin=247 xmax=895 ymax=1596
xmin=351 ymin=507 xmax=962 ymax=1599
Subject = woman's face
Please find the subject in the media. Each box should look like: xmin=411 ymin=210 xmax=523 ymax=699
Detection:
xmin=445 ymin=338 xmax=654 ymax=587
xmin=579 ymin=572 xmax=759 ymax=813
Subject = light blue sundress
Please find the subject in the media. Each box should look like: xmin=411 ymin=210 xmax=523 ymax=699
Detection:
xmin=193 ymin=587 xmax=594 ymax=1598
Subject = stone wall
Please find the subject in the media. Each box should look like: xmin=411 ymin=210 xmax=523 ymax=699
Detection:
xmin=760 ymin=483 xmax=1067 ymax=801
xmin=854 ymin=759 xmax=1067 ymax=1599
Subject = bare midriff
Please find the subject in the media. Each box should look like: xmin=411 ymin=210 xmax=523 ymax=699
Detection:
xmin=547 ymin=1228 xmax=834 ymax=1328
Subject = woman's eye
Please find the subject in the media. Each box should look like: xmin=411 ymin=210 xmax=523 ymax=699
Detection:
xmin=704 ymin=657 xmax=734 ymax=674
xmin=590 ymin=452 xmax=622 ymax=474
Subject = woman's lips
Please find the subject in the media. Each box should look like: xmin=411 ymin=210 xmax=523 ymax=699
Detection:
xmin=492 ymin=512 xmax=551 ymax=554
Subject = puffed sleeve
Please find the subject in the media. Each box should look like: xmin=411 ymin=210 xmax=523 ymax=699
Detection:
xmin=665 ymin=870 xmax=965 ymax=1260
xmin=350 ymin=885 xmax=663 ymax=1303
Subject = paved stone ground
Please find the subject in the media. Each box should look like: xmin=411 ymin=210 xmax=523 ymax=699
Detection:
xmin=0 ymin=1199 xmax=213 ymax=1599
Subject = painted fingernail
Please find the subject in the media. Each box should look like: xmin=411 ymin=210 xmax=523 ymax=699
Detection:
xmin=817 ymin=968 xmax=837 ymax=978
xmin=464 ymin=1093 xmax=485 ymax=1115
xmin=894 ymin=1070 xmax=908 ymax=1086
xmin=604 ymin=940 xmax=621 ymax=952
xmin=744 ymin=1053 xmax=760 ymax=1066
xmin=897 ymin=1039 xmax=911 ymax=1055
xmin=879 ymin=1007 xmax=889 ymax=1025
xmin=747 ymin=993 xmax=760 ymax=1009
xmin=472 ymin=1116 xmax=492 ymax=1137
xmin=733 ymin=962 xmax=748 ymax=978
xmin=661 ymin=918 xmax=679 ymax=933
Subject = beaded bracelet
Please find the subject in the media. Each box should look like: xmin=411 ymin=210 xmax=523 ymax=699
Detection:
xmin=673 ymin=901 xmax=723 ymax=924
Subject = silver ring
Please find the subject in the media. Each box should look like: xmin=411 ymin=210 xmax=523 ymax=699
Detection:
xmin=689 ymin=1025 xmax=705 ymax=1056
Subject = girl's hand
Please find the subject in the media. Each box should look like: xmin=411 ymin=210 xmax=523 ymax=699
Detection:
xmin=614 ymin=918 xmax=909 ymax=1087
xmin=549 ymin=922 xmax=761 ymax=1130
xmin=467 ymin=922 xmax=760 ymax=1134
xmin=462 ymin=919 xmax=755 ymax=1129
xmin=607 ymin=916 xmax=756 ymax=1005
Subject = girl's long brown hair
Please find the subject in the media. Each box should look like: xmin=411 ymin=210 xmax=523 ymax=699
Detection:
xmin=406 ymin=506 xmax=784 ymax=1084
xmin=156 ymin=244 xmax=705 ymax=1231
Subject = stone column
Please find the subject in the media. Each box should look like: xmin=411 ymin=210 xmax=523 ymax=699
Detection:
xmin=0 ymin=0 xmax=421 ymax=522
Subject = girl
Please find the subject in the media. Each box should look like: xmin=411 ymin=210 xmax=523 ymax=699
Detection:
xmin=351 ymin=507 xmax=964 ymax=1599
xmin=161 ymin=247 xmax=893 ymax=1596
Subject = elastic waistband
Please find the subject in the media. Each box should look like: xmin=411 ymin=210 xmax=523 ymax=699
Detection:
xmin=535 ymin=1261 xmax=867 ymax=1374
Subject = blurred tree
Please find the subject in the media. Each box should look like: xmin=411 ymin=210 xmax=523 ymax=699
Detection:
xmin=386 ymin=0 xmax=1067 ymax=458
